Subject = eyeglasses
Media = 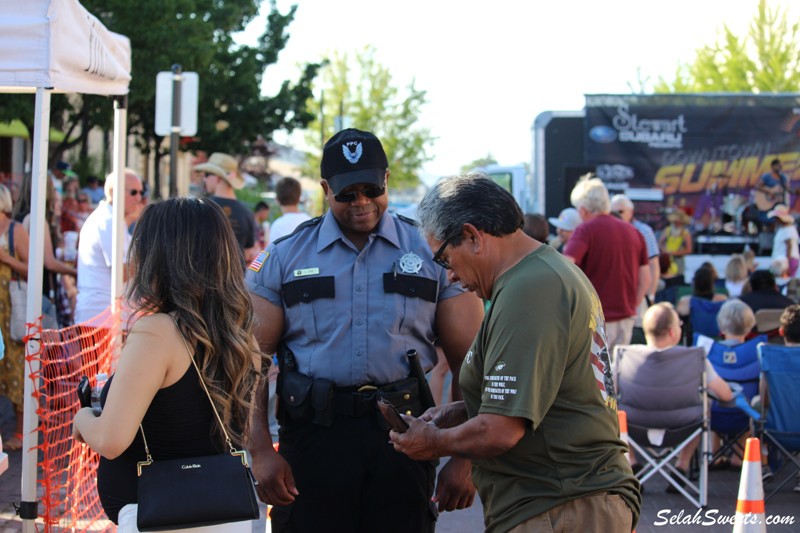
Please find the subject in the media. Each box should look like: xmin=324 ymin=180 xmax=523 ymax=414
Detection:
xmin=334 ymin=185 xmax=386 ymax=203
xmin=77 ymin=198 xmax=89 ymax=203
xmin=432 ymin=233 xmax=459 ymax=270
xmin=129 ymin=189 xmax=144 ymax=197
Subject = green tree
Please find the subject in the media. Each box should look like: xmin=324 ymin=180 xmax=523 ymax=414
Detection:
xmin=0 ymin=0 xmax=321 ymax=183
xmin=460 ymin=154 xmax=498 ymax=174
xmin=654 ymin=0 xmax=800 ymax=93
xmin=301 ymin=46 xmax=434 ymax=191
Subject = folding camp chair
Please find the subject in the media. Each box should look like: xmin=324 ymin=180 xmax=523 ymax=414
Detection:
xmin=614 ymin=344 xmax=709 ymax=507
xmin=754 ymin=308 xmax=785 ymax=344
xmin=689 ymin=297 xmax=726 ymax=339
xmin=751 ymin=343 xmax=800 ymax=499
xmin=694 ymin=333 xmax=765 ymax=464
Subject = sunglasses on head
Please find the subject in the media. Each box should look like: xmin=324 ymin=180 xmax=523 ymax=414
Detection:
xmin=333 ymin=185 xmax=386 ymax=203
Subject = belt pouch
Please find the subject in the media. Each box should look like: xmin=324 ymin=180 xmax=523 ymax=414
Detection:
xmin=311 ymin=378 xmax=335 ymax=427
xmin=281 ymin=371 xmax=314 ymax=422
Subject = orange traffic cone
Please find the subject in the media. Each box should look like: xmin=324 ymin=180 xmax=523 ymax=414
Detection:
xmin=733 ymin=437 xmax=766 ymax=533
xmin=618 ymin=410 xmax=630 ymax=463
xmin=618 ymin=410 xmax=637 ymax=533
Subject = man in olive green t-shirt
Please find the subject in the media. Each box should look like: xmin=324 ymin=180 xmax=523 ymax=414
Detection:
xmin=391 ymin=174 xmax=641 ymax=533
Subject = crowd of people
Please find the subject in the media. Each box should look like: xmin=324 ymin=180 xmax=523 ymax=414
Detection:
xmin=2 ymin=135 xmax=797 ymax=532
xmin=0 ymin=156 xmax=308 ymax=458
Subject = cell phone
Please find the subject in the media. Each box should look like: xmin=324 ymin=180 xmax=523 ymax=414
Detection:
xmin=377 ymin=398 xmax=409 ymax=433
xmin=77 ymin=376 xmax=92 ymax=408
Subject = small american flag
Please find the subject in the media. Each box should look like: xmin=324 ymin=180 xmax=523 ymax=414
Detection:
xmin=249 ymin=250 xmax=269 ymax=272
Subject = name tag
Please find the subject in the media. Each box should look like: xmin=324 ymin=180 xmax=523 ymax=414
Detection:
xmin=294 ymin=267 xmax=320 ymax=277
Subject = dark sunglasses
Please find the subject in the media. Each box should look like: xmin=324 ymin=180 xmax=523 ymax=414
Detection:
xmin=432 ymin=233 xmax=459 ymax=270
xmin=129 ymin=189 xmax=144 ymax=197
xmin=334 ymin=185 xmax=386 ymax=203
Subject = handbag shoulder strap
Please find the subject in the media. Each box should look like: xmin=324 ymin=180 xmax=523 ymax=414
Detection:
xmin=138 ymin=315 xmax=238 ymax=462
xmin=8 ymin=221 xmax=14 ymax=257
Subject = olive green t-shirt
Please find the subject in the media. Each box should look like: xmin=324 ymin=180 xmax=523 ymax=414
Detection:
xmin=460 ymin=245 xmax=641 ymax=533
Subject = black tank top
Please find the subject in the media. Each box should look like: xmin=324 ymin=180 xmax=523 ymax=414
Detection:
xmin=96 ymin=364 xmax=222 ymax=524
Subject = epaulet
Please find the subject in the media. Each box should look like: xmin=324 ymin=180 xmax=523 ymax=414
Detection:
xmin=396 ymin=213 xmax=419 ymax=227
xmin=271 ymin=216 xmax=323 ymax=245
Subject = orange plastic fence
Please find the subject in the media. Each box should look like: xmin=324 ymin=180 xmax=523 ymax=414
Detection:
xmin=32 ymin=309 xmax=120 ymax=532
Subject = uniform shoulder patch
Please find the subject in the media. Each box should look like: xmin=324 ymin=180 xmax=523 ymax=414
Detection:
xmin=396 ymin=213 xmax=419 ymax=227
xmin=248 ymin=250 xmax=269 ymax=272
xmin=271 ymin=216 xmax=323 ymax=245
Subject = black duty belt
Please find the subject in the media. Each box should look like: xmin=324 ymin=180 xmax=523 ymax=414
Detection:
xmin=332 ymin=381 xmax=418 ymax=418
xmin=332 ymin=384 xmax=383 ymax=417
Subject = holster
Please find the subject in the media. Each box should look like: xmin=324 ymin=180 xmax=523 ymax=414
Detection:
xmin=281 ymin=371 xmax=314 ymax=422
xmin=374 ymin=377 xmax=422 ymax=431
xmin=275 ymin=344 xmax=336 ymax=427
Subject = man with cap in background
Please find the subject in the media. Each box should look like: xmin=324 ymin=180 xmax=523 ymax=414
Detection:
xmin=194 ymin=152 xmax=258 ymax=262
xmin=245 ymin=128 xmax=484 ymax=533
xmin=547 ymin=207 xmax=581 ymax=253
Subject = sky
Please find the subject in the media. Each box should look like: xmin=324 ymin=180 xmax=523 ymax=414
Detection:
xmin=237 ymin=0 xmax=798 ymax=181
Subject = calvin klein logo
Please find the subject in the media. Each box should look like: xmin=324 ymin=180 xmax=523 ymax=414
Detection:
xmin=181 ymin=464 xmax=201 ymax=470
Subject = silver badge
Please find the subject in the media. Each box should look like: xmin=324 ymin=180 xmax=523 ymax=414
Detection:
xmin=399 ymin=252 xmax=423 ymax=274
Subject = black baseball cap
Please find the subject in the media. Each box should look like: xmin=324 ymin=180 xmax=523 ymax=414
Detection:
xmin=321 ymin=128 xmax=388 ymax=195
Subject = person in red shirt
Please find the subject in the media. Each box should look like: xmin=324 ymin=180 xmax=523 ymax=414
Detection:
xmin=564 ymin=175 xmax=650 ymax=357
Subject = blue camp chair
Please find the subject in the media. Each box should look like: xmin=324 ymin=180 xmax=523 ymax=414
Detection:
xmin=689 ymin=298 xmax=726 ymax=339
xmin=752 ymin=344 xmax=800 ymax=499
xmin=695 ymin=333 xmax=766 ymax=463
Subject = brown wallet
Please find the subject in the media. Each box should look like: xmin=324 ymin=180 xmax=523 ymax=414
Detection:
xmin=377 ymin=398 xmax=409 ymax=433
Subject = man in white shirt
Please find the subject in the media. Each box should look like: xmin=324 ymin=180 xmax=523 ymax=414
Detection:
xmin=269 ymin=177 xmax=310 ymax=242
xmin=75 ymin=169 xmax=144 ymax=324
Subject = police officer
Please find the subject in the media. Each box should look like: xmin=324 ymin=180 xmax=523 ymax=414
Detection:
xmin=245 ymin=128 xmax=484 ymax=533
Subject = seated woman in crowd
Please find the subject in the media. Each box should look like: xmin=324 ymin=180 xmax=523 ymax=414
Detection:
xmin=724 ymin=254 xmax=748 ymax=298
xmin=676 ymin=263 xmax=728 ymax=317
xmin=704 ymin=299 xmax=760 ymax=468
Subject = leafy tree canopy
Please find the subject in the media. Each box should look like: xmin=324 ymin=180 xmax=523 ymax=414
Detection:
xmin=654 ymin=0 xmax=800 ymax=93
xmin=460 ymin=154 xmax=498 ymax=174
xmin=301 ymin=45 xmax=434 ymax=191
xmin=0 ymin=0 xmax=322 ymax=173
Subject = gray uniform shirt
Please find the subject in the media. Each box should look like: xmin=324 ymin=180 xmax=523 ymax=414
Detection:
xmin=245 ymin=210 xmax=466 ymax=387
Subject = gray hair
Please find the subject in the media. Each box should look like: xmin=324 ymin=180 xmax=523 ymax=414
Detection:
xmin=570 ymin=174 xmax=610 ymax=215
xmin=609 ymin=194 xmax=634 ymax=212
xmin=716 ymin=299 xmax=756 ymax=337
xmin=105 ymin=167 xmax=141 ymax=201
xmin=417 ymin=173 xmax=524 ymax=244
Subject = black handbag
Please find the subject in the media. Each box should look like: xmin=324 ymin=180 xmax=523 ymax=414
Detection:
xmin=136 ymin=317 xmax=260 ymax=531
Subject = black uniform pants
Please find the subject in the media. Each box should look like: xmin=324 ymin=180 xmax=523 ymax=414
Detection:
xmin=270 ymin=413 xmax=437 ymax=533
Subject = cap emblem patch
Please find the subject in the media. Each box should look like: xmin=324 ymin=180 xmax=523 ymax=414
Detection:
xmin=343 ymin=141 xmax=363 ymax=164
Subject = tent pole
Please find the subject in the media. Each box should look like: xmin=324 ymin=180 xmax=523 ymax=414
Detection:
xmin=20 ymin=86 xmax=50 ymax=533
xmin=110 ymin=95 xmax=128 ymax=363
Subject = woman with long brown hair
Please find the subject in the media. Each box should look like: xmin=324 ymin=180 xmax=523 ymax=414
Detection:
xmin=72 ymin=197 xmax=262 ymax=530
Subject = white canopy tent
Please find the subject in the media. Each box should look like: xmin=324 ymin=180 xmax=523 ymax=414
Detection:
xmin=0 ymin=0 xmax=131 ymax=529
